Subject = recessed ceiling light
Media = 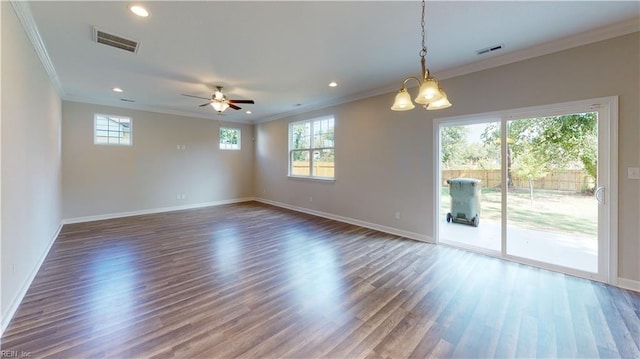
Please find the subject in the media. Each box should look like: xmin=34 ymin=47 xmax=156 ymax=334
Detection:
xmin=329 ymin=82 xmax=338 ymax=87
xmin=129 ymin=5 xmax=150 ymax=17
xmin=246 ymin=110 xmax=252 ymax=114
xmin=112 ymin=87 xmax=124 ymax=92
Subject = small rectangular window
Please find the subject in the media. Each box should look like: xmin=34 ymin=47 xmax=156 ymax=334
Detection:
xmin=289 ymin=116 xmax=335 ymax=180
xmin=220 ymin=127 xmax=241 ymax=150
xmin=94 ymin=114 xmax=132 ymax=146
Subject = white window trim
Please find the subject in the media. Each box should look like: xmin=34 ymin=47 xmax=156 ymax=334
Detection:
xmin=288 ymin=115 xmax=335 ymax=181
xmin=93 ymin=113 xmax=132 ymax=146
xmin=219 ymin=127 xmax=241 ymax=150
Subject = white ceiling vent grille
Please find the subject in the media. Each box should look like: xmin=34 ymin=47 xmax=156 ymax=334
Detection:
xmin=476 ymin=44 xmax=504 ymax=56
xmin=93 ymin=27 xmax=139 ymax=53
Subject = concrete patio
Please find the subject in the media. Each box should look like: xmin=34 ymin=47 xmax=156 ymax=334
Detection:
xmin=439 ymin=217 xmax=597 ymax=273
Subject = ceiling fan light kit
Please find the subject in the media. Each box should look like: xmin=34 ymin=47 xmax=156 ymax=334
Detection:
xmin=210 ymin=88 xmax=229 ymax=112
xmin=391 ymin=0 xmax=451 ymax=112
xmin=182 ymin=86 xmax=255 ymax=113
xmin=211 ymin=101 xmax=229 ymax=112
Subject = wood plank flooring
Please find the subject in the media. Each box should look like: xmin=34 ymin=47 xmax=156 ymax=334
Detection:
xmin=2 ymin=201 xmax=639 ymax=358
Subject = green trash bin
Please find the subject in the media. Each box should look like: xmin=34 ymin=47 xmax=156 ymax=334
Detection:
xmin=446 ymin=178 xmax=481 ymax=227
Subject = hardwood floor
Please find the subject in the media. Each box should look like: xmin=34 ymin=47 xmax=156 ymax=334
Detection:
xmin=2 ymin=201 xmax=639 ymax=358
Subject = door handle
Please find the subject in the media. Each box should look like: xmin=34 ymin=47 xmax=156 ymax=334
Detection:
xmin=595 ymin=186 xmax=605 ymax=205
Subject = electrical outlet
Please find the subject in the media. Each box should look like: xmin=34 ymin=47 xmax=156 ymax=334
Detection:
xmin=628 ymin=167 xmax=640 ymax=180
xmin=309 ymin=197 xmax=313 ymax=202
xmin=395 ymin=212 xmax=401 ymax=219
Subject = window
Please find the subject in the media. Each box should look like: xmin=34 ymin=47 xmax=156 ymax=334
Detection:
xmin=94 ymin=114 xmax=132 ymax=145
xmin=219 ymin=127 xmax=241 ymax=150
xmin=289 ymin=115 xmax=335 ymax=179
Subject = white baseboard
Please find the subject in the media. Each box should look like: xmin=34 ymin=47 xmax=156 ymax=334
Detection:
xmin=617 ymin=277 xmax=640 ymax=292
xmin=1 ymin=223 xmax=63 ymax=336
xmin=255 ymin=197 xmax=433 ymax=243
xmin=62 ymin=197 xmax=255 ymax=224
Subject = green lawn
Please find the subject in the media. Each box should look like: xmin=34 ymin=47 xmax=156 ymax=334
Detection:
xmin=440 ymin=187 xmax=597 ymax=237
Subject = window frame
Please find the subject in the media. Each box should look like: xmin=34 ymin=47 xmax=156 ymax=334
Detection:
xmin=219 ymin=127 xmax=241 ymax=150
xmin=288 ymin=115 xmax=335 ymax=181
xmin=93 ymin=114 xmax=132 ymax=146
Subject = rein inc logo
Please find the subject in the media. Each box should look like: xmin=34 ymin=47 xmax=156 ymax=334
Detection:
xmin=1 ymin=351 xmax=31 ymax=358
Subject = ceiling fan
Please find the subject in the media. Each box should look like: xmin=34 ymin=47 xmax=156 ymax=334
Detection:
xmin=182 ymin=86 xmax=255 ymax=113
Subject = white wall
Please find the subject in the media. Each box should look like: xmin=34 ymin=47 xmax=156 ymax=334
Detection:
xmin=62 ymin=102 xmax=255 ymax=220
xmin=255 ymin=33 xmax=640 ymax=284
xmin=1 ymin=2 xmax=63 ymax=331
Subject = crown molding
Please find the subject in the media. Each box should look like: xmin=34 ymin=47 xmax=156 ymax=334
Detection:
xmin=148 ymin=17 xmax=640 ymax=126
xmin=437 ymin=17 xmax=640 ymax=81
xmin=10 ymin=0 xmax=65 ymax=98
xmin=62 ymin=96 xmax=254 ymax=124
xmin=254 ymin=84 xmax=399 ymax=124
xmin=12 ymin=1 xmax=637 ymax=127
xmin=256 ymin=17 xmax=639 ymax=124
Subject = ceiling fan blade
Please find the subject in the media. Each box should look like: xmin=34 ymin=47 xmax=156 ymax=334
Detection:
xmin=182 ymin=94 xmax=211 ymax=100
xmin=199 ymin=102 xmax=212 ymax=107
xmin=229 ymin=104 xmax=242 ymax=110
xmin=228 ymin=99 xmax=255 ymax=104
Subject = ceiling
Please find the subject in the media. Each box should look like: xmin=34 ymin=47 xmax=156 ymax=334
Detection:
xmin=22 ymin=1 xmax=640 ymax=124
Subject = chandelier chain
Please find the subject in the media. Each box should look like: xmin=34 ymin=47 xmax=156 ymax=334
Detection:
xmin=420 ymin=0 xmax=427 ymax=57
xmin=390 ymin=0 xmax=451 ymax=111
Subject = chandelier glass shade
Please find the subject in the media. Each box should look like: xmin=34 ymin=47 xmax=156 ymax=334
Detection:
xmin=391 ymin=0 xmax=451 ymax=111
xmin=426 ymin=89 xmax=452 ymax=110
xmin=390 ymin=88 xmax=415 ymax=111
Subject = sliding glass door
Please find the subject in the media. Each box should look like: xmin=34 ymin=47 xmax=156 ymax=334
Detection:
xmin=436 ymin=98 xmax=616 ymax=282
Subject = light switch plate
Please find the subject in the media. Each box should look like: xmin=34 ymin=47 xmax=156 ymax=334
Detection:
xmin=628 ymin=167 xmax=640 ymax=179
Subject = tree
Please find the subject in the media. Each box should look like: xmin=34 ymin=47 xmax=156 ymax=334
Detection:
xmin=531 ymin=113 xmax=597 ymax=183
xmin=481 ymin=113 xmax=598 ymax=192
xmin=481 ymin=123 xmax=514 ymax=186
xmin=441 ymin=126 xmax=468 ymax=169
xmin=291 ymin=123 xmax=309 ymax=161
xmin=512 ymin=142 xmax=548 ymax=204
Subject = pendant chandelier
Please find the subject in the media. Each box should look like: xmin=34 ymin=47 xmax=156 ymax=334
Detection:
xmin=391 ymin=0 xmax=451 ymax=111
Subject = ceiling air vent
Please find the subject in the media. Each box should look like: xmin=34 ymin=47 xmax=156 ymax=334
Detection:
xmin=476 ymin=44 xmax=504 ymax=56
xmin=93 ymin=27 xmax=139 ymax=53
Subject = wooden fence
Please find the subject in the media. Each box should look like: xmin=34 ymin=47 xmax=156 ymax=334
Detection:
xmin=292 ymin=161 xmax=334 ymax=177
xmin=442 ymin=169 xmax=593 ymax=192
xmin=291 ymin=162 xmax=591 ymax=192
